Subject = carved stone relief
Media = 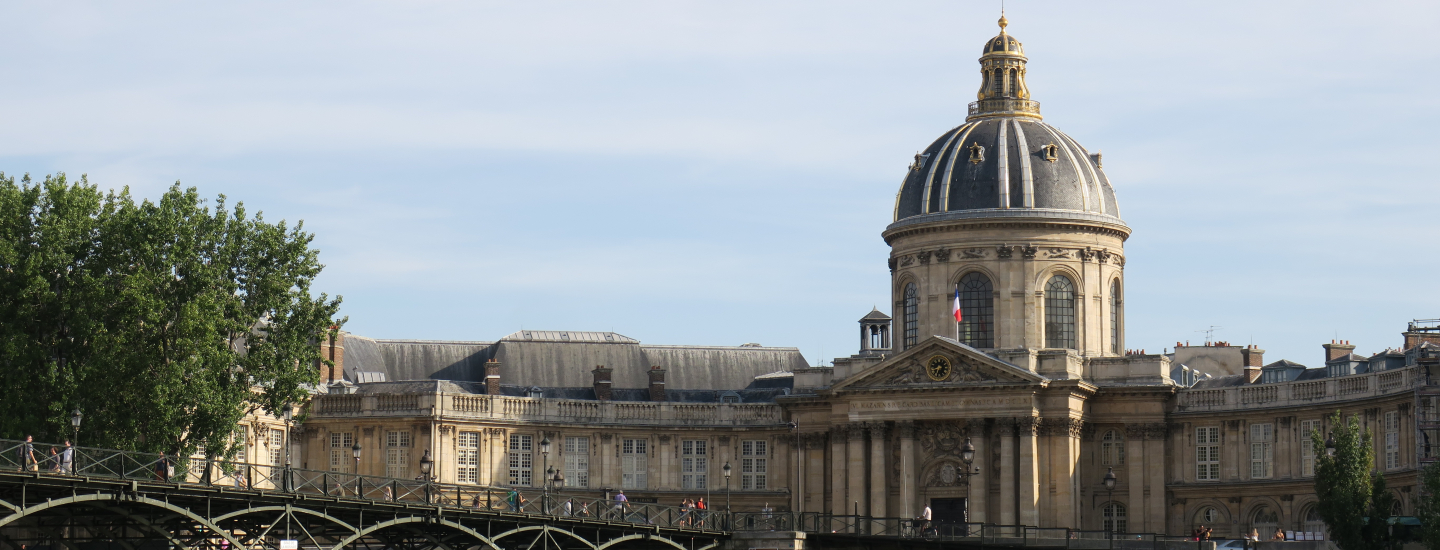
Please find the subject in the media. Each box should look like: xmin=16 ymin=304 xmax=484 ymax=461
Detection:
xmin=919 ymin=420 xmax=969 ymax=460
xmin=1021 ymin=245 xmax=1038 ymax=259
xmin=917 ymin=251 xmax=932 ymax=265
xmin=962 ymin=248 xmax=986 ymax=259
xmin=899 ymin=255 xmax=915 ymax=267
xmin=1045 ymin=248 xmax=1072 ymax=259
xmin=935 ymin=248 xmax=951 ymax=262
xmin=997 ymin=244 xmax=1014 ymax=259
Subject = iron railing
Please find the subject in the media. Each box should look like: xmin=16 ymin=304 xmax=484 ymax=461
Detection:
xmin=0 ymin=437 xmax=723 ymax=532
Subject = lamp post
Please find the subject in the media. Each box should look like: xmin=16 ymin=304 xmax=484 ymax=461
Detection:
xmin=282 ymin=405 xmax=293 ymax=491
xmin=723 ymin=461 xmax=733 ymax=529
xmin=1103 ymin=467 xmax=1117 ymax=550
xmin=540 ymin=435 xmax=551 ymax=513
xmin=545 ymin=465 xmax=557 ymax=514
xmin=419 ymin=449 xmax=434 ymax=503
xmin=352 ymin=442 xmax=362 ymax=497
xmin=1325 ymin=433 xmax=1337 ymax=458
xmin=69 ymin=408 xmax=82 ymax=474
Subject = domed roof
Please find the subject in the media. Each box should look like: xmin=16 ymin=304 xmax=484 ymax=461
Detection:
xmin=889 ymin=16 xmax=1126 ymax=233
xmin=893 ymin=119 xmax=1120 ymax=223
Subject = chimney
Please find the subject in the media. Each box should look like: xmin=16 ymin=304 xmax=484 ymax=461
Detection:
xmin=1245 ymin=365 xmax=1262 ymax=384
xmin=1241 ymin=345 xmax=1265 ymax=368
xmin=319 ymin=328 xmax=346 ymax=383
xmin=592 ymin=366 xmax=613 ymax=401
xmin=1323 ymin=340 xmax=1356 ymax=362
xmin=648 ymin=366 xmax=667 ymax=402
xmin=484 ymin=359 xmax=501 ymax=395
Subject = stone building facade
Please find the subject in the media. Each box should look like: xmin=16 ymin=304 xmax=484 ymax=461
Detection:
xmin=291 ymin=17 xmax=1440 ymax=538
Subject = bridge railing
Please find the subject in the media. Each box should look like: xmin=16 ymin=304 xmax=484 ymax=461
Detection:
xmin=0 ymin=438 xmax=718 ymax=532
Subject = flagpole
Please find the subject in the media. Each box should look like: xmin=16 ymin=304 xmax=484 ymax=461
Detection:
xmin=955 ymin=282 xmax=961 ymax=342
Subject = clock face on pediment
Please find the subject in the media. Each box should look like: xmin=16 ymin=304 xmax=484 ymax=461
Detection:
xmin=926 ymin=355 xmax=952 ymax=381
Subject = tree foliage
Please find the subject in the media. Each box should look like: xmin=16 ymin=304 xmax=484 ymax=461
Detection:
xmin=1313 ymin=411 xmax=1399 ymax=550
xmin=1418 ymin=460 xmax=1440 ymax=550
xmin=0 ymin=173 xmax=342 ymax=457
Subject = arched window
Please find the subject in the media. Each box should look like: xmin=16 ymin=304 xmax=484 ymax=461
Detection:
xmin=1195 ymin=506 xmax=1221 ymax=528
xmin=1103 ymin=502 xmax=1127 ymax=533
xmin=1102 ymin=430 xmax=1125 ymax=466
xmin=1302 ymin=507 xmax=1326 ymax=537
xmin=1110 ymin=280 xmax=1122 ymax=354
xmin=1251 ymin=506 xmax=1278 ymax=536
xmin=903 ymin=283 xmax=919 ymax=350
xmin=1044 ymin=275 xmax=1077 ymax=349
xmin=958 ymin=272 xmax=994 ymax=348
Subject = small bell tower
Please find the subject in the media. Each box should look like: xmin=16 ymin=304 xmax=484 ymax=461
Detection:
xmin=859 ymin=308 xmax=893 ymax=355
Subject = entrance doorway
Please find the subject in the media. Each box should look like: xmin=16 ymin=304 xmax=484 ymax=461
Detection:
xmin=930 ymin=497 xmax=968 ymax=524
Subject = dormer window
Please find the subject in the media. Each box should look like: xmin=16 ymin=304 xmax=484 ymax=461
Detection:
xmin=720 ymin=391 xmax=741 ymax=404
xmin=1042 ymin=144 xmax=1059 ymax=162
xmin=968 ymin=143 xmax=986 ymax=164
xmin=527 ymin=386 xmax=544 ymax=399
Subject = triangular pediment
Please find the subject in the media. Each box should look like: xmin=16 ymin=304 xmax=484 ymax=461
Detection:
xmin=832 ymin=336 xmax=1047 ymax=392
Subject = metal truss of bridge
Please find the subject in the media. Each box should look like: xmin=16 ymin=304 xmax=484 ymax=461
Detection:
xmin=0 ymin=439 xmax=725 ymax=550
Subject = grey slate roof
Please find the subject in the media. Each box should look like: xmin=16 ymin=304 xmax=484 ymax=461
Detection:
xmin=342 ymin=332 xmax=807 ymax=392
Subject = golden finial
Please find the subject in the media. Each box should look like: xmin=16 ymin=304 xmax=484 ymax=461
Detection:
xmin=998 ymin=14 xmax=1008 ymax=33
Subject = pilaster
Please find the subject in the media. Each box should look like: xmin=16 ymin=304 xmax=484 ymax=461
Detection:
xmin=897 ymin=421 xmax=917 ymax=519
xmin=1018 ymin=416 xmax=1039 ymax=526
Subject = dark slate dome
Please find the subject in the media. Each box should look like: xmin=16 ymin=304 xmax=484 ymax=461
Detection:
xmin=890 ymin=15 xmax=1125 ymax=230
xmin=892 ymin=119 xmax=1121 ymax=223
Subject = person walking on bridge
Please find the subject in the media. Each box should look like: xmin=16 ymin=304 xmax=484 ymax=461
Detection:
xmin=18 ymin=436 xmax=37 ymax=472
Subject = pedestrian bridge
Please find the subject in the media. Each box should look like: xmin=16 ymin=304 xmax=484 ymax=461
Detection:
xmin=0 ymin=438 xmax=1198 ymax=550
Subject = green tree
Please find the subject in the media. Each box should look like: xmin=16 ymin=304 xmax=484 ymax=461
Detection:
xmin=0 ymin=174 xmax=342 ymax=457
xmin=1313 ymin=411 xmax=1399 ymax=550
xmin=1417 ymin=461 xmax=1440 ymax=550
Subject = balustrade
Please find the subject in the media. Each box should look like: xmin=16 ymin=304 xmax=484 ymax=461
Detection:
xmin=1177 ymin=366 xmax=1416 ymax=412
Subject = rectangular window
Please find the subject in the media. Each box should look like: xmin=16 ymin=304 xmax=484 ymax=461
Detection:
xmin=457 ymin=432 xmax=480 ymax=484
xmin=681 ymin=440 xmax=707 ymax=489
xmin=509 ymin=434 xmax=533 ymax=486
xmin=741 ymin=440 xmax=768 ymax=490
xmin=621 ymin=439 xmax=648 ymax=489
xmin=386 ymin=431 xmax=411 ymax=479
xmin=1386 ymin=411 xmax=1400 ymax=470
xmin=236 ymin=429 xmax=248 ymax=464
xmin=1300 ymin=420 xmax=1320 ymax=477
xmin=329 ymin=432 xmax=354 ymax=473
xmin=1196 ymin=427 xmax=1220 ymax=481
xmin=1250 ymin=423 xmax=1274 ymax=479
xmin=564 ymin=436 xmax=589 ymax=488
xmin=269 ymin=429 xmax=285 ymax=475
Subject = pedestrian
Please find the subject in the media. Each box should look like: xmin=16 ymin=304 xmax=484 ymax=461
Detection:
xmin=60 ymin=441 xmax=74 ymax=474
xmin=562 ymin=498 xmax=573 ymax=517
xmin=613 ymin=490 xmax=628 ymax=520
xmin=48 ymin=447 xmax=59 ymax=472
xmin=156 ymin=452 xmax=172 ymax=481
xmin=506 ymin=488 xmax=521 ymax=512
xmin=19 ymin=435 xmax=37 ymax=472
xmin=382 ymin=486 xmax=393 ymax=501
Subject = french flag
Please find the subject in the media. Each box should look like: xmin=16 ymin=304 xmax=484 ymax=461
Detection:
xmin=953 ymin=284 xmax=963 ymax=323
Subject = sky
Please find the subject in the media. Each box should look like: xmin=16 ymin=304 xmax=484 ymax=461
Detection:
xmin=1 ymin=1 xmax=1437 ymax=369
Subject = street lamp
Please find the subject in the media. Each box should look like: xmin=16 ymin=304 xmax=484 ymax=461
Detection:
xmin=419 ymin=449 xmax=435 ymax=503
xmin=281 ymin=405 xmax=294 ymax=491
xmin=352 ymin=442 xmax=363 ymax=497
xmin=70 ymin=408 xmax=82 ymax=447
xmin=1103 ymin=467 xmax=1117 ymax=550
xmin=1325 ymin=433 xmax=1337 ymax=458
xmin=723 ymin=460 xmax=733 ymax=526
xmin=540 ymin=435 xmax=551 ymax=513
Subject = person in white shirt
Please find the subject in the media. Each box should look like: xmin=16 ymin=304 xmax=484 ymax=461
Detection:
xmin=919 ymin=505 xmax=933 ymax=536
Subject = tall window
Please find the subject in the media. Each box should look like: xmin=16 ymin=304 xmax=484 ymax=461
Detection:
xmin=741 ymin=440 xmax=768 ymax=490
xmin=1103 ymin=502 xmax=1127 ymax=533
xmin=622 ymin=439 xmax=648 ymax=489
xmin=269 ymin=429 xmax=285 ymax=476
xmin=1110 ymin=280 xmax=1122 ymax=354
xmin=1044 ymin=275 xmax=1077 ymax=349
xmin=236 ymin=429 xmax=248 ymax=464
xmin=564 ymin=436 xmax=589 ymax=488
xmin=457 ymin=432 xmax=479 ymax=484
xmin=329 ymin=432 xmax=353 ymax=473
xmin=902 ymin=283 xmax=919 ymax=349
xmin=1102 ymin=430 xmax=1125 ymax=466
xmin=386 ymin=431 xmax=411 ymax=479
xmin=681 ymin=440 xmax=707 ymax=489
xmin=958 ymin=272 xmax=994 ymax=348
xmin=1300 ymin=419 xmax=1320 ymax=477
xmin=1303 ymin=507 xmax=1326 ymax=537
xmin=1386 ymin=411 xmax=1400 ymax=470
xmin=1252 ymin=507 xmax=1278 ymax=535
xmin=1250 ymin=423 xmax=1274 ymax=479
xmin=509 ymin=434 xmax=533 ymax=486
xmin=1196 ymin=427 xmax=1220 ymax=481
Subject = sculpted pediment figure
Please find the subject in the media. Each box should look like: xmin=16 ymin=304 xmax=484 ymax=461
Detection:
xmin=832 ymin=336 xmax=1046 ymax=391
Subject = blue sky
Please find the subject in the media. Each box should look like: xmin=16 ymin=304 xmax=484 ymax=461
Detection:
xmin=2 ymin=1 xmax=1437 ymax=369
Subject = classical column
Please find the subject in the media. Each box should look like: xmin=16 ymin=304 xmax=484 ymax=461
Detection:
xmin=898 ymin=421 xmax=917 ymax=519
xmin=869 ymin=423 xmax=889 ymax=521
xmin=968 ymin=420 xmax=988 ymax=524
xmin=1146 ymin=425 xmax=1167 ymax=534
xmin=847 ymin=423 xmax=868 ymax=517
xmin=1050 ymin=418 xmax=1077 ymax=529
xmin=807 ymin=434 xmax=826 ymax=513
xmin=1125 ymin=424 xmax=1146 ymax=532
xmin=997 ymin=418 xmax=1017 ymax=526
xmin=1018 ymin=416 xmax=1039 ymax=526
xmin=830 ymin=426 xmax=847 ymax=515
